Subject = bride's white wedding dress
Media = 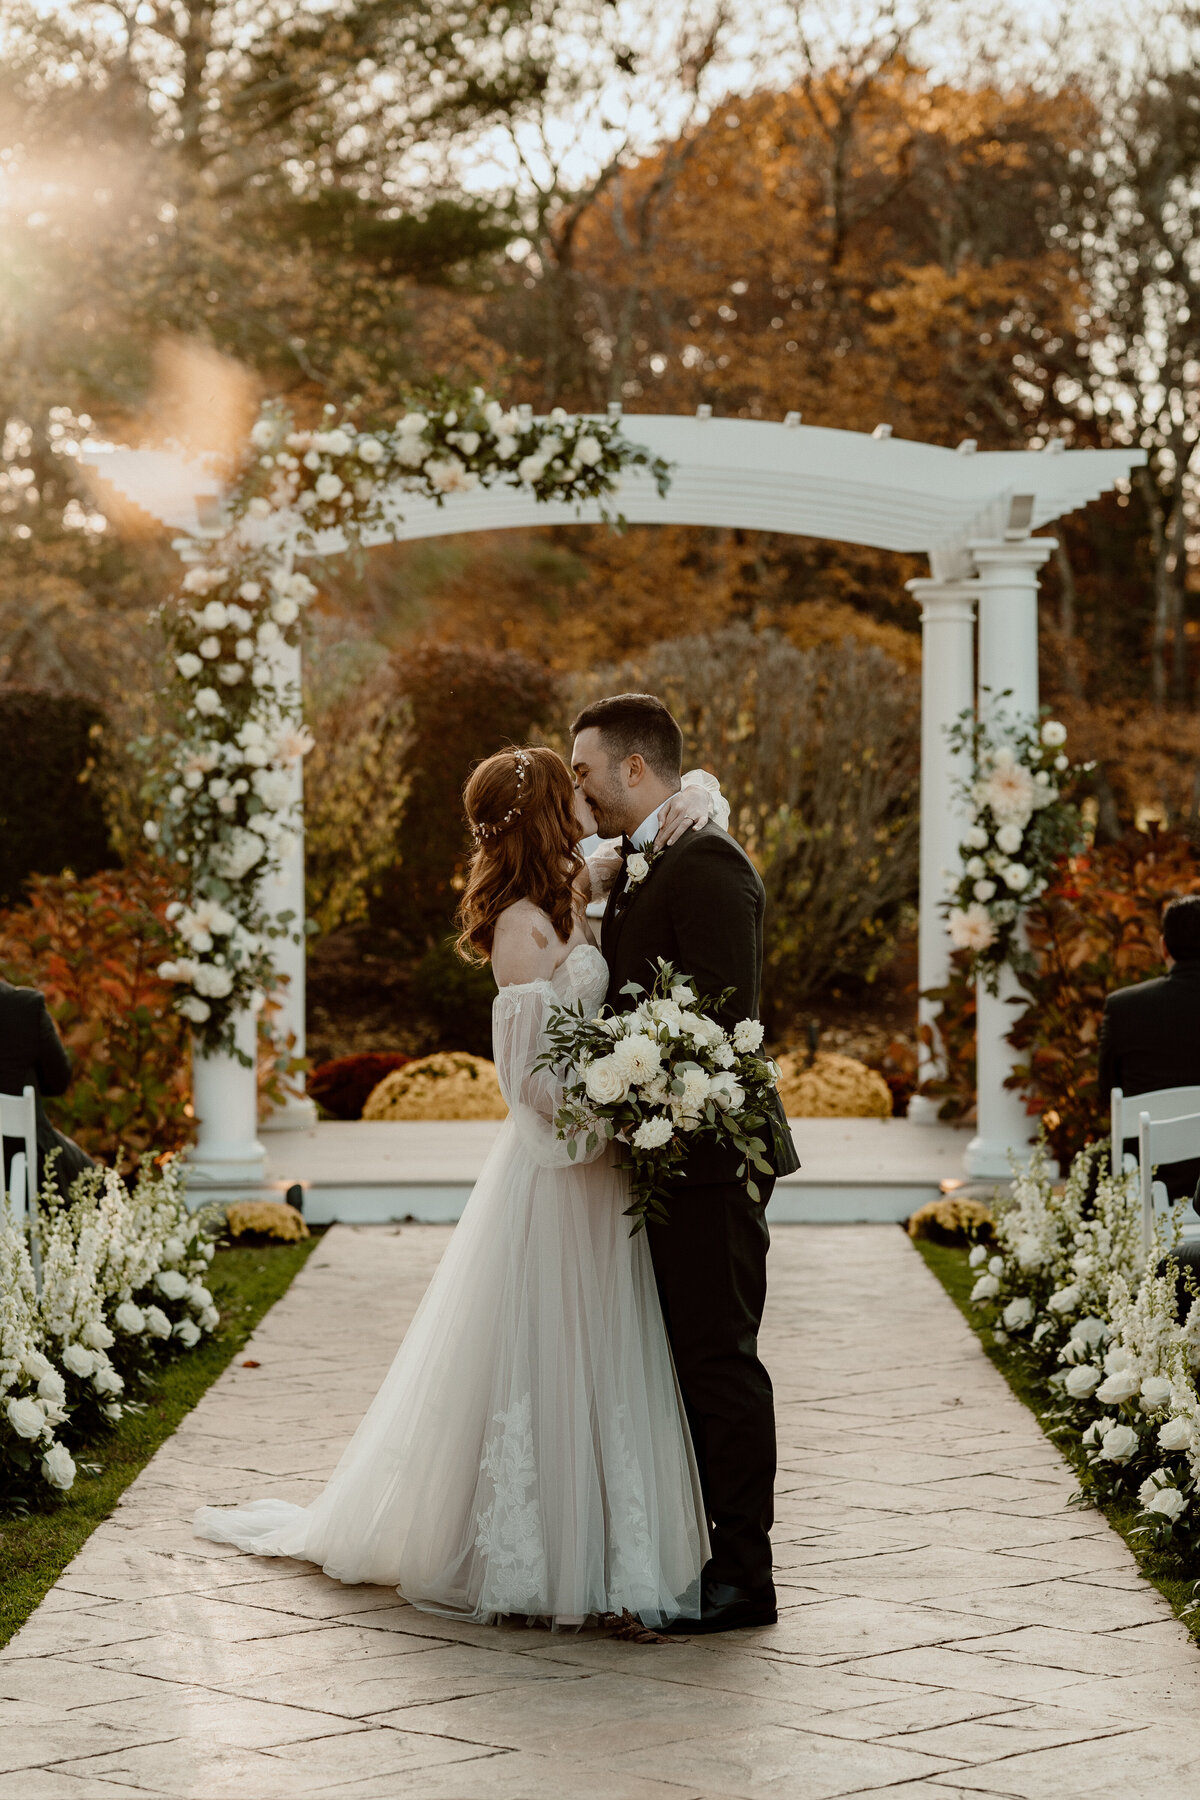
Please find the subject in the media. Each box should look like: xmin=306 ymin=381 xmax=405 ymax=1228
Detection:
xmin=194 ymin=942 xmax=708 ymax=1626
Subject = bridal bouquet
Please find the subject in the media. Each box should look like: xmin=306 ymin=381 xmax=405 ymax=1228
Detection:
xmin=536 ymin=958 xmax=783 ymax=1232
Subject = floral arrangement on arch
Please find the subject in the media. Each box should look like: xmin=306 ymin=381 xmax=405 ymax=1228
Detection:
xmin=146 ymin=391 xmax=671 ymax=1057
xmin=965 ymin=1142 xmax=1200 ymax=1567
xmin=2 ymin=1157 xmax=220 ymax=1507
xmin=944 ymin=701 xmax=1091 ymax=992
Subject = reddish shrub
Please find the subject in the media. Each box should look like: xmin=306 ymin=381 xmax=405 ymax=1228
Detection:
xmin=310 ymin=1052 xmax=413 ymax=1120
xmin=0 ymin=863 xmax=191 ymax=1163
xmin=1008 ymin=829 xmax=1200 ymax=1166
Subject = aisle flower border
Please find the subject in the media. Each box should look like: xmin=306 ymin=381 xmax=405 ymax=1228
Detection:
xmin=943 ymin=698 xmax=1092 ymax=993
xmin=146 ymin=392 xmax=671 ymax=1058
xmin=966 ymin=1143 xmax=1200 ymax=1569
xmin=2 ymin=1158 xmax=220 ymax=1506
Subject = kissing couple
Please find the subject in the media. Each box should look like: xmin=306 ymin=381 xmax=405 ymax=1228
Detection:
xmin=197 ymin=691 xmax=799 ymax=1636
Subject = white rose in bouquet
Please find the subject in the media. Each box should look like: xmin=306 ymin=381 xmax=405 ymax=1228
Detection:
xmin=1072 ymin=1317 xmax=1108 ymax=1349
xmin=175 ymin=1318 xmax=201 ymax=1348
xmin=1139 ymin=1376 xmax=1173 ymax=1411
xmin=115 ymin=1302 xmax=146 ymax=1334
xmin=710 ymin=1074 xmax=746 ymax=1112
xmin=1104 ymin=1345 xmax=1135 ymax=1374
xmin=144 ymin=1305 xmax=172 ymax=1339
xmin=1002 ymin=1297 xmax=1034 ymax=1330
xmin=62 ymin=1344 xmax=96 ymax=1378
xmin=82 ymin=1320 xmax=115 ymax=1351
xmin=156 ymin=1270 xmax=189 ymax=1301
xmin=1041 ymin=719 xmax=1067 ymax=747
xmin=732 ymin=1019 xmax=765 ymax=1053
xmin=41 ymin=1443 xmax=76 ymax=1490
xmin=6 ymin=1396 xmax=46 ymax=1439
xmin=970 ymin=1274 xmax=1000 ymax=1301
xmin=1065 ymin=1364 xmax=1101 ymax=1399
xmin=585 ymin=1055 xmax=629 ymax=1106
xmin=968 ymin=1244 xmax=988 ymax=1268
xmin=22 ymin=1351 xmax=52 ymax=1381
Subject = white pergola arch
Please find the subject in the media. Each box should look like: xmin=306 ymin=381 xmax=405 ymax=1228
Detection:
xmin=87 ymin=413 xmax=1145 ymax=1183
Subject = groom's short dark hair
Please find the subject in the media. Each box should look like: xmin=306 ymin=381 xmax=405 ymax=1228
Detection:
xmin=571 ymin=692 xmax=683 ymax=781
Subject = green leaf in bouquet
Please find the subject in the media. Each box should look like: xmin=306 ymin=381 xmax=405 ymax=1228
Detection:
xmin=620 ymin=980 xmax=646 ymax=997
xmin=568 ymin=1140 xmax=578 ymax=1159
xmin=747 ymin=1180 xmax=761 ymax=1203
xmin=586 ymin=1132 xmax=598 ymax=1154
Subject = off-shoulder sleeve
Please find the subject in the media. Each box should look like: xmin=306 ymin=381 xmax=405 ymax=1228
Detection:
xmin=492 ymin=983 xmax=608 ymax=1169
xmin=681 ymin=767 xmax=731 ymax=832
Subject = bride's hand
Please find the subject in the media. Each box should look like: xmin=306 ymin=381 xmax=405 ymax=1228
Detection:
xmin=584 ymin=843 xmax=623 ymax=898
xmin=573 ymin=783 xmax=598 ymax=837
xmin=655 ymin=784 xmax=712 ymax=848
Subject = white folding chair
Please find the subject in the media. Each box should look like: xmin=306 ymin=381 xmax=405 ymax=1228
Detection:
xmin=0 ymin=1085 xmax=41 ymax=1287
xmin=1112 ymin=1085 xmax=1200 ymax=1177
xmin=1139 ymin=1108 xmax=1200 ymax=1253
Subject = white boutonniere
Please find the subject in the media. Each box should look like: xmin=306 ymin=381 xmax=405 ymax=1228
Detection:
xmin=616 ymin=844 xmax=664 ymax=917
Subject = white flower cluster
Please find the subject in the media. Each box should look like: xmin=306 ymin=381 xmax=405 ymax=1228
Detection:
xmin=967 ymin=1141 xmax=1200 ymax=1550
xmin=151 ymin=392 xmax=668 ymax=1053
xmin=946 ymin=714 xmax=1083 ymax=987
xmin=0 ymin=1159 xmax=220 ymax=1503
xmin=545 ymin=960 xmax=777 ymax=1231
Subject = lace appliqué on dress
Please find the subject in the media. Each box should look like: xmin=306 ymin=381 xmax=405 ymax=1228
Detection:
xmin=603 ymin=1403 xmax=658 ymax=1610
xmin=475 ymin=1393 xmax=548 ymax=1615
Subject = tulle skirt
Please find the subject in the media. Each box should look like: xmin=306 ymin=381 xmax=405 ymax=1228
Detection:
xmin=194 ymin=1121 xmax=707 ymax=1626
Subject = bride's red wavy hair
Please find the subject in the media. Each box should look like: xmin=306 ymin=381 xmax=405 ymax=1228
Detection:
xmin=455 ymin=745 xmax=584 ymax=965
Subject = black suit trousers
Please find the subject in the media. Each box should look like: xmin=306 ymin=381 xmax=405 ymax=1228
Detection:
xmin=647 ymin=1178 xmax=776 ymax=1592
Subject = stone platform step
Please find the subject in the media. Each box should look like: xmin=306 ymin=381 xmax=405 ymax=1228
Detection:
xmin=186 ymin=1116 xmax=977 ymax=1224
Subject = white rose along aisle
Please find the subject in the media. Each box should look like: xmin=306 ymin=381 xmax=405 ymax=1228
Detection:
xmin=944 ymin=703 xmax=1092 ymax=992
xmin=146 ymin=393 xmax=670 ymax=1058
xmin=927 ymin=1142 xmax=1200 ymax=1634
xmin=536 ymin=958 xmax=782 ymax=1231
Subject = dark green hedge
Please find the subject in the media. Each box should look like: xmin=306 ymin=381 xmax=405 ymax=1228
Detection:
xmin=0 ymin=689 xmax=117 ymax=905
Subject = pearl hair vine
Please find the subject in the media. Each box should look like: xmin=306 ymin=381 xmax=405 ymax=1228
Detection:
xmin=471 ymin=748 xmax=532 ymax=845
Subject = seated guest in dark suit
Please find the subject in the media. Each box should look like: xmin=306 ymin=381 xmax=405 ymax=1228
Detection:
xmin=0 ymin=979 xmax=94 ymax=1199
xmin=1099 ymin=893 xmax=1200 ymax=1201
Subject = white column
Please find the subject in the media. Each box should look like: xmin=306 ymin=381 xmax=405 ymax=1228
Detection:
xmin=259 ymin=634 xmax=319 ymax=1131
xmin=188 ymin=1008 xmax=266 ymax=1193
xmin=965 ymin=537 xmax=1056 ymax=1179
xmin=906 ymin=578 xmax=978 ymax=1123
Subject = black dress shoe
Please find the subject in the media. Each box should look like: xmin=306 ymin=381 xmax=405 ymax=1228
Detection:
xmin=659 ymin=1579 xmax=777 ymax=1635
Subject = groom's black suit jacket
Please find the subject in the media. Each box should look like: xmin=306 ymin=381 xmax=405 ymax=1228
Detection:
xmin=601 ymin=821 xmax=800 ymax=1188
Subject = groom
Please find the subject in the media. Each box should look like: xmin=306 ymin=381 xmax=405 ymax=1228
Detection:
xmin=572 ymin=691 xmax=800 ymax=1634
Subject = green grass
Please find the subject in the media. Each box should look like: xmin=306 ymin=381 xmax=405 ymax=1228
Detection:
xmin=0 ymin=1234 xmax=320 ymax=1650
xmin=913 ymin=1234 xmax=1200 ymax=1645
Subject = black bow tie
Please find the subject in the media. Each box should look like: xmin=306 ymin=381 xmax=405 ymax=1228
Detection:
xmin=619 ymin=834 xmax=637 ymax=861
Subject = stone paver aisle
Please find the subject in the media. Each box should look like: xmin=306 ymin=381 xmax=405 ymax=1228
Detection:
xmin=5 ymin=1224 xmax=1200 ymax=1799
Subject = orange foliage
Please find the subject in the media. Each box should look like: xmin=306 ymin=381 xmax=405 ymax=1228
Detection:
xmin=1009 ymin=832 xmax=1200 ymax=1164
xmin=0 ymin=864 xmax=191 ymax=1164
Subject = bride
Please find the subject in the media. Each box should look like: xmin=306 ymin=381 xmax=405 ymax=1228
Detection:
xmin=195 ymin=744 xmax=719 ymax=1627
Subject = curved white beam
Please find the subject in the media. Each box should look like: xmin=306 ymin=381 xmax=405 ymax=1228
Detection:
xmin=82 ymin=415 xmax=1146 ymax=573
